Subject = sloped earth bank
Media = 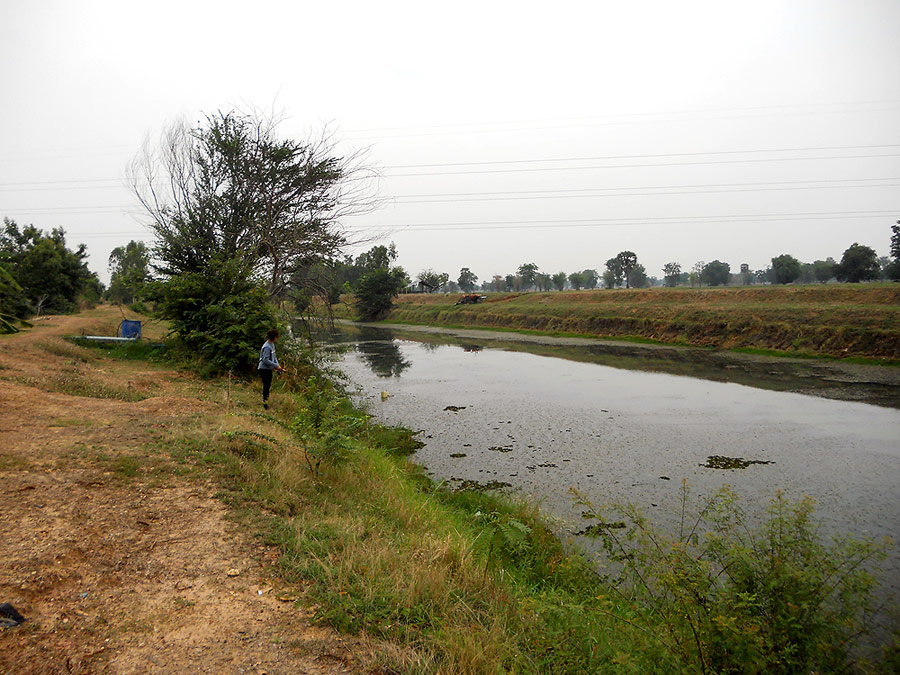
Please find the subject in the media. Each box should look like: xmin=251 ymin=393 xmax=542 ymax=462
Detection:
xmin=0 ymin=310 xmax=374 ymax=674
xmin=383 ymin=285 xmax=900 ymax=360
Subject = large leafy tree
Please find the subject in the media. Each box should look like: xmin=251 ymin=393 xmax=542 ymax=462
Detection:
xmin=416 ymin=269 xmax=449 ymax=292
xmin=615 ymin=251 xmax=638 ymax=288
xmin=0 ymin=264 xmax=25 ymax=332
xmin=0 ymin=218 xmax=101 ymax=316
xmin=568 ymin=271 xmax=585 ymax=290
xmin=627 ymin=263 xmax=649 ymax=288
xmin=152 ymin=257 xmax=277 ymax=373
xmin=129 ymin=110 xmax=376 ymax=371
xmin=581 ymin=268 xmax=599 ymax=290
xmin=887 ymin=221 xmax=900 ymax=281
xmin=605 ymin=257 xmax=624 ymax=288
xmin=891 ymin=221 xmax=900 ymax=260
xmin=551 ymin=271 xmax=567 ymax=291
xmin=812 ymin=258 xmax=836 ymax=283
xmin=108 ymin=240 xmax=151 ymax=304
xmin=771 ymin=254 xmax=802 ymax=285
xmin=834 ymin=243 xmax=880 ymax=283
xmin=129 ymin=110 xmax=377 ymax=298
xmin=517 ymin=262 xmax=539 ymax=291
xmin=663 ymin=262 xmax=681 ymax=287
xmin=353 ymin=244 xmax=408 ymax=321
xmin=457 ymin=267 xmax=478 ymax=292
xmin=700 ymin=260 xmax=731 ymax=286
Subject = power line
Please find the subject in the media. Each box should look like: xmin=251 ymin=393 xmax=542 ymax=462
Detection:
xmin=385 ymin=144 xmax=900 ymax=170
xmin=3 ymin=101 xmax=898 ymax=166
xmin=386 ymin=153 xmax=900 ymax=178
xmin=12 ymin=210 xmax=895 ymax=238
xmin=5 ymin=176 xmax=898 ymax=207
xmin=3 ymin=143 xmax=900 ymax=190
xmin=390 ymin=177 xmax=899 ymax=198
xmin=6 ymin=178 xmax=897 ymax=214
xmin=389 ymin=179 xmax=900 ymax=205
xmin=344 ymin=210 xmax=897 ymax=232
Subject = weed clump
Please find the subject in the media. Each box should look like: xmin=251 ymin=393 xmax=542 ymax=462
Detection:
xmin=702 ymin=454 xmax=774 ymax=470
xmin=574 ymin=482 xmax=892 ymax=673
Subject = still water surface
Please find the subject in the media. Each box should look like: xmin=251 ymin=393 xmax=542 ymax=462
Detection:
xmin=327 ymin=324 xmax=900 ymax=574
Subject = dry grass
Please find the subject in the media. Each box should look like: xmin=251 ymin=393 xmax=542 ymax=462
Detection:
xmin=380 ymin=284 xmax=900 ymax=359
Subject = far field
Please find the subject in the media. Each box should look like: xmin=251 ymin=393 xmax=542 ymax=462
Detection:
xmin=357 ymin=284 xmax=900 ymax=362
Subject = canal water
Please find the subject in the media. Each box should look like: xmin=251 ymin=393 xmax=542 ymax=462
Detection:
xmin=324 ymin=323 xmax=900 ymax=585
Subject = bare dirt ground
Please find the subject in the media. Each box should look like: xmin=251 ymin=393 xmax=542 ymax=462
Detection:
xmin=0 ymin=310 xmax=376 ymax=674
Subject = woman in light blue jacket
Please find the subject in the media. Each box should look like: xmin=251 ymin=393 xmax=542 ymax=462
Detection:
xmin=258 ymin=328 xmax=283 ymax=409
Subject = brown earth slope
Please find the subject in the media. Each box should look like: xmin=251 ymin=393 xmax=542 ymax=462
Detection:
xmin=0 ymin=309 xmax=375 ymax=674
xmin=378 ymin=285 xmax=900 ymax=360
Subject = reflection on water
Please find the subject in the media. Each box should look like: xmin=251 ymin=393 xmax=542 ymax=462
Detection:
xmin=333 ymin=322 xmax=900 ymax=409
xmin=353 ymin=327 xmax=411 ymax=378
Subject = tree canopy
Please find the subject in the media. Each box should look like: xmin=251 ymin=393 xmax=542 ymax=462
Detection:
xmin=771 ymin=254 xmax=802 ymax=285
xmin=108 ymin=240 xmax=151 ymax=304
xmin=616 ymin=251 xmax=638 ymax=288
xmin=416 ymin=269 xmax=449 ymax=292
xmin=700 ymin=260 xmax=731 ymax=286
xmin=627 ymin=263 xmax=649 ymax=288
xmin=457 ymin=267 xmax=478 ymax=292
xmin=0 ymin=218 xmax=101 ymax=316
xmin=887 ymin=221 xmax=900 ymax=281
xmin=663 ymin=262 xmax=681 ymax=287
xmin=834 ymin=243 xmax=880 ymax=283
xmin=353 ymin=244 xmax=408 ymax=320
xmin=568 ymin=271 xmax=585 ymax=290
xmin=128 ymin=110 xmax=377 ymax=371
xmin=517 ymin=263 xmax=539 ymax=290
xmin=129 ymin=110 xmax=377 ymax=298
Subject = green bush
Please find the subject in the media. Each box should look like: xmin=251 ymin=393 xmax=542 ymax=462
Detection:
xmin=353 ymin=268 xmax=407 ymax=321
xmin=290 ymin=375 xmax=364 ymax=476
xmin=575 ymin=482 xmax=891 ymax=673
xmin=151 ymin=256 xmax=278 ymax=374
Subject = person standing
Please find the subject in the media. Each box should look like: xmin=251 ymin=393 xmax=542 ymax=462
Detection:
xmin=258 ymin=328 xmax=283 ymax=409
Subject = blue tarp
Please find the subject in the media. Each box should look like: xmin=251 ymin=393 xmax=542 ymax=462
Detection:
xmin=120 ymin=320 xmax=142 ymax=339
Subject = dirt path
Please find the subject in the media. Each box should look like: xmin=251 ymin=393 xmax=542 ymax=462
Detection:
xmin=0 ymin=310 xmax=375 ymax=674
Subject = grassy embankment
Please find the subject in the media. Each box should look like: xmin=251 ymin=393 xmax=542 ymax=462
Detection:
xmin=13 ymin=307 xmax=895 ymax=673
xmin=345 ymin=284 xmax=900 ymax=363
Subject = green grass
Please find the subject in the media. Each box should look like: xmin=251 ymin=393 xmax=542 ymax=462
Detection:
xmin=163 ymin=366 xmax=896 ymax=673
xmin=80 ymin=329 xmax=899 ymax=672
xmin=67 ymin=337 xmax=171 ymax=362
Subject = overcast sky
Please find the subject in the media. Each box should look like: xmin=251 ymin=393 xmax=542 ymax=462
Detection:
xmin=2 ymin=0 xmax=899 ymax=284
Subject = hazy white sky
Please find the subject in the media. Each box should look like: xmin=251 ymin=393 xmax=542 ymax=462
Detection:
xmin=2 ymin=0 xmax=899 ymax=284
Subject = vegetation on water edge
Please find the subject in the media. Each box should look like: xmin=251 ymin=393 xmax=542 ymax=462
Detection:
xmin=69 ymin=331 xmax=898 ymax=674
xmin=336 ymin=284 xmax=900 ymax=361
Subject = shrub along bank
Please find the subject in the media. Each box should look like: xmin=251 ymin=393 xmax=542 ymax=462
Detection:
xmin=78 ymin=330 xmax=898 ymax=674
xmin=366 ymin=284 xmax=900 ymax=362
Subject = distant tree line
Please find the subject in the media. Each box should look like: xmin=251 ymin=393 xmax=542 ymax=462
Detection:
xmin=403 ymin=225 xmax=900 ymax=294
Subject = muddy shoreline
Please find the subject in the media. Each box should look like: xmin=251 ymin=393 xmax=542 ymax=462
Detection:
xmin=336 ymin=319 xmax=900 ymax=409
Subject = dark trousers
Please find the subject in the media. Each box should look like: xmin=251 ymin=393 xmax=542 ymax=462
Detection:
xmin=258 ymin=368 xmax=274 ymax=401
